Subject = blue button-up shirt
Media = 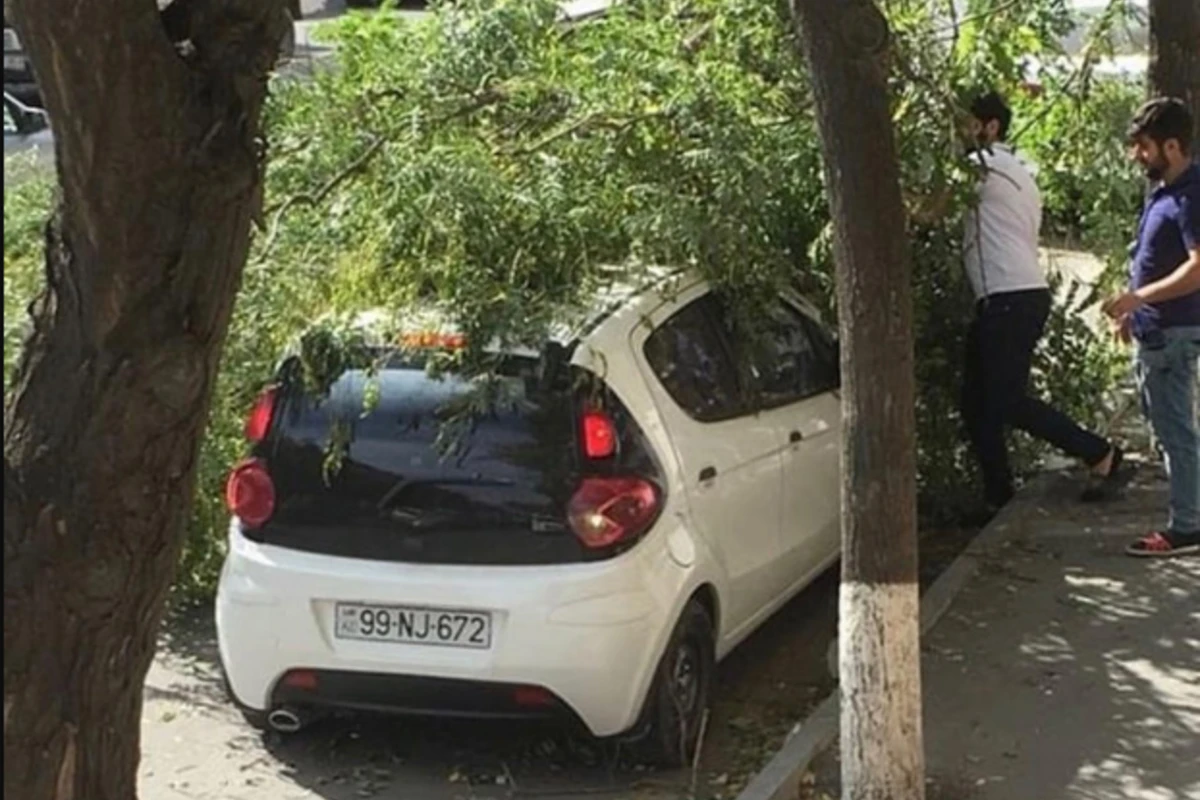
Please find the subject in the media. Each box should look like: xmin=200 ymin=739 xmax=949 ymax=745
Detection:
xmin=1130 ymin=162 xmax=1200 ymax=342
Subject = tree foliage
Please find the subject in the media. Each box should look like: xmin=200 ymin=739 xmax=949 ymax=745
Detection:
xmin=4 ymin=0 xmax=1146 ymax=600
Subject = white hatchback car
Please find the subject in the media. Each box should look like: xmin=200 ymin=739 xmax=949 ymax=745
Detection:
xmin=216 ymin=271 xmax=842 ymax=765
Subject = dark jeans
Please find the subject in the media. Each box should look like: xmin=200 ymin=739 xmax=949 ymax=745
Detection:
xmin=961 ymin=288 xmax=1110 ymax=506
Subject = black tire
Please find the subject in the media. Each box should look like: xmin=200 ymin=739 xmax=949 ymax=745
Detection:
xmin=239 ymin=706 xmax=271 ymax=731
xmin=626 ymin=600 xmax=715 ymax=768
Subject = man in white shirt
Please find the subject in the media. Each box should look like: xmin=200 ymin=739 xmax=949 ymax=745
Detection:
xmin=960 ymin=92 xmax=1124 ymax=510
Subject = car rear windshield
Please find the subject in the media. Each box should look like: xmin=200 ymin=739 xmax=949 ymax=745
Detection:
xmin=247 ymin=349 xmax=659 ymax=565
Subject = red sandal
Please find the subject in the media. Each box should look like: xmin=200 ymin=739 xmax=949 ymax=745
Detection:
xmin=1125 ymin=531 xmax=1200 ymax=558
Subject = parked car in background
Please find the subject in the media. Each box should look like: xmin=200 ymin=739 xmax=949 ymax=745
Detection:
xmin=4 ymin=90 xmax=52 ymax=180
xmin=3 ymin=16 xmax=38 ymax=105
xmin=216 ymin=270 xmax=843 ymax=765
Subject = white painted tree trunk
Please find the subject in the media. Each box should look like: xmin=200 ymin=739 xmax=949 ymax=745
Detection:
xmin=784 ymin=0 xmax=927 ymax=796
xmin=840 ymin=582 xmax=925 ymax=799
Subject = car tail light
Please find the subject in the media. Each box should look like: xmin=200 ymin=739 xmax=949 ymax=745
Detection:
xmin=582 ymin=408 xmax=617 ymax=459
xmin=281 ymin=669 xmax=320 ymax=691
xmin=567 ymin=477 xmax=661 ymax=549
xmin=225 ymin=459 xmax=276 ymax=528
xmin=244 ymin=386 xmax=279 ymax=443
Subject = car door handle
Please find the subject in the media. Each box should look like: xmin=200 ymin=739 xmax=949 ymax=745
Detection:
xmin=699 ymin=466 xmax=718 ymax=482
xmin=789 ymin=430 xmax=804 ymax=443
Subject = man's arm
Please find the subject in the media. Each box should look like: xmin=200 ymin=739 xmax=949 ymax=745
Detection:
xmin=1105 ymin=195 xmax=1200 ymax=318
xmin=904 ymin=184 xmax=953 ymax=225
xmin=1104 ymin=249 xmax=1200 ymax=318
xmin=1136 ymin=248 xmax=1200 ymax=304
xmin=905 ymin=149 xmax=996 ymax=226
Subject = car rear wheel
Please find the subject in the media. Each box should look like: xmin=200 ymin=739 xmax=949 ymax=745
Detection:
xmin=625 ymin=599 xmax=715 ymax=767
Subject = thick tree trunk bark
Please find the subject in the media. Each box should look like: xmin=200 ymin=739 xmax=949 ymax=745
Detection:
xmin=786 ymin=1 xmax=925 ymax=798
xmin=3 ymin=1 xmax=287 ymax=798
xmin=1148 ymin=0 xmax=1200 ymax=140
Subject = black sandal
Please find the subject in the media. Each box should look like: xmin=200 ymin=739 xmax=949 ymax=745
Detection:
xmin=1080 ymin=446 xmax=1134 ymax=503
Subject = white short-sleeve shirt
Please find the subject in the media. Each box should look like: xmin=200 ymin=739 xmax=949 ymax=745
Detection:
xmin=962 ymin=144 xmax=1047 ymax=300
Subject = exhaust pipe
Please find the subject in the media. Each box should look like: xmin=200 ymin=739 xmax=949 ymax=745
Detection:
xmin=267 ymin=706 xmax=306 ymax=734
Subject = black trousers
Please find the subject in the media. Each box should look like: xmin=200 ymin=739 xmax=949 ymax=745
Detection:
xmin=961 ymin=288 xmax=1110 ymax=506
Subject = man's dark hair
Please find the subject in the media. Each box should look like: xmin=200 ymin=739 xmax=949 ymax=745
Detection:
xmin=1127 ymin=97 xmax=1193 ymax=154
xmin=970 ymin=91 xmax=1013 ymax=141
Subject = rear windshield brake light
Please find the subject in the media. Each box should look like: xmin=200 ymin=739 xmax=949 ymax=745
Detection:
xmin=244 ymin=386 xmax=279 ymax=443
xmin=582 ymin=408 xmax=617 ymax=459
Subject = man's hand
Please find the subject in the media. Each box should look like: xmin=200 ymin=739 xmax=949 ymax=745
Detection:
xmin=1103 ymin=291 xmax=1146 ymax=320
xmin=1111 ymin=313 xmax=1133 ymax=345
xmin=904 ymin=184 xmax=952 ymax=225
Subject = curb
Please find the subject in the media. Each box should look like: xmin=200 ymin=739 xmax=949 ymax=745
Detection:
xmin=734 ymin=473 xmax=1061 ymax=800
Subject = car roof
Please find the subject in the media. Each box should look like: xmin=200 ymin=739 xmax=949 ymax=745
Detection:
xmin=344 ymin=264 xmax=695 ymax=355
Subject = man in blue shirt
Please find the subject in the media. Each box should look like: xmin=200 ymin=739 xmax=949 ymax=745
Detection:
xmin=1104 ymin=98 xmax=1200 ymax=557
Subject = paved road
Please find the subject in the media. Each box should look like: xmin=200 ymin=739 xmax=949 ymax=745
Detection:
xmin=810 ymin=466 xmax=1200 ymax=799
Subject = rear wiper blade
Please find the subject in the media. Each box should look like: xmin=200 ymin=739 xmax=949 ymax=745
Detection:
xmin=383 ymin=506 xmax=460 ymax=529
xmin=376 ymin=477 xmax=528 ymax=530
xmin=375 ymin=476 xmax=514 ymax=511
xmin=382 ymin=503 xmax=531 ymax=531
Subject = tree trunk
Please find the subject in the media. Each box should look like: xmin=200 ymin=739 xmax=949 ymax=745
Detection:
xmin=785 ymin=1 xmax=925 ymax=798
xmin=3 ymin=1 xmax=288 ymax=797
xmin=1148 ymin=0 xmax=1200 ymax=140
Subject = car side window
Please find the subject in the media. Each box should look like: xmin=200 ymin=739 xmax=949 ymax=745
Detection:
xmin=744 ymin=298 xmax=839 ymax=407
xmin=644 ymin=294 xmax=746 ymax=422
xmin=799 ymin=308 xmax=840 ymax=388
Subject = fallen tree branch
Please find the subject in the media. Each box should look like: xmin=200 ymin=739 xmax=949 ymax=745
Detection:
xmin=930 ymin=0 xmax=1024 ymax=37
xmin=1009 ymin=0 xmax=1142 ymax=147
xmin=255 ymin=85 xmax=510 ymax=260
xmin=945 ymin=0 xmax=961 ymax=56
xmin=689 ymin=707 xmax=711 ymax=797
xmin=501 ymin=109 xmax=670 ymax=157
xmin=257 ymin=135 xmax=384 ymax=258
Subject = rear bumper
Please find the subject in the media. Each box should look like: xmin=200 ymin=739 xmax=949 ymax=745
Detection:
xmin=216 ymin=520 xmax=694 ymax=737
xmin=271 ymin=669 xmax=574 ymax=722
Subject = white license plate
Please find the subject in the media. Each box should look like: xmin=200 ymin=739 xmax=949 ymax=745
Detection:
xmin=334 ymin=602 xmax=492 ymax=649
xmin=4 ymin=55 xmax=25 ymax=71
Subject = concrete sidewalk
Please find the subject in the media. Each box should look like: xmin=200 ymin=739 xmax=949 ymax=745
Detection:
xmin=812 ymin=465 xmax=1200 ymax=800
